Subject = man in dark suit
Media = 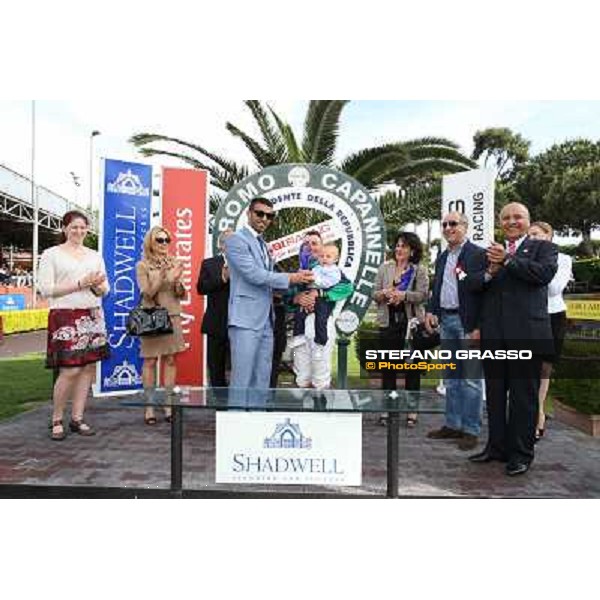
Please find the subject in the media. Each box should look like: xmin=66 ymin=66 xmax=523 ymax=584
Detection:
xmin=470 ymin=202 xmax=558 ymax=476
xmin=197 ymin=230 xmax=232 ymax=387
xmin=425 ymin=211 xmax=487 ymax=451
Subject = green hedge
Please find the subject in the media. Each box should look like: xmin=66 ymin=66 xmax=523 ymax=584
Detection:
xmin=550 ymin=379 xmax=600 ymax=415
xmin=572 ymin=258 xmax=600 ymax=286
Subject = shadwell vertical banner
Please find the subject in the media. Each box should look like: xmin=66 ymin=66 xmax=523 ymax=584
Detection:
xmin=99 ymin=159 xmax=152 ymax=395
xmin=161 ymin=167 xmax=208 ymax=386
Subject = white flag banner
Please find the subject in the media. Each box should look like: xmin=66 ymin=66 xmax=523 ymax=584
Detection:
xmin=267 ymin=219 xmax=339 ymax=263
xmin=442 ymin=169 xmax=495 ymax=249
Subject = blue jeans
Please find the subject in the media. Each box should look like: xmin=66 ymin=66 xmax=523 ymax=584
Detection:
xmin=441 ymin=313 xmax=483 ymax=436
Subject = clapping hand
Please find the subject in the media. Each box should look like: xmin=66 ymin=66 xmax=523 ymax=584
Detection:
xmin=486 ymin=242 xmax=506 ymax=265
xmin=424 ymin=312 xmax=438 ymax=333
xmin=386 ymin=288 xmax=405 ymax=305
xmin=80 ymin=271 xmax=104 ymax=288
xmin=172 ymin=262 xmax=184 ymax=281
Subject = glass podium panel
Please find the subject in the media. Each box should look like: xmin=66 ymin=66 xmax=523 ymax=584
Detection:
xmin=121 ymin=386 xmax=446 ymax=414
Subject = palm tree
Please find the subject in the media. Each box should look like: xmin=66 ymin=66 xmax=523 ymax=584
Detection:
xmin=130 ymin=100 xmax=476 ymax=228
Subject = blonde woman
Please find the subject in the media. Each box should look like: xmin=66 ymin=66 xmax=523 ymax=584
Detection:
xmin=528 ymin=221 xmax=573 ymax=441
xmin=38 ymin=210 xmax=110 ymax=440
xmin=136 ymin=226 xmax=187 ymax=424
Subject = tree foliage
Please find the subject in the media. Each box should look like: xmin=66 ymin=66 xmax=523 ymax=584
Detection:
xmin=129 ymin=101 xmax=475 ymax=235
xmin=472 ymin=127 xmax=531 ymax=182
xmin=515 ymin=139 xmax=600 ymax=245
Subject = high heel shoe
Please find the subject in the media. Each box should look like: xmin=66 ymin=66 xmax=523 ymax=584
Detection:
xmin=69 ymin=419 xmax=96 ymax=436
xmin=50 ymin=419 xmax=66 ymax=441
xmin=144 ymin=410 xmax=157 ymax=425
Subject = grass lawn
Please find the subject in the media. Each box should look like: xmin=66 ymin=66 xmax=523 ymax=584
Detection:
xmin=0 ymin=353 xmax=53 ymax=421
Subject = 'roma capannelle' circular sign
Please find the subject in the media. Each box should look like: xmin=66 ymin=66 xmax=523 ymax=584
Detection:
xmin=212 ymin=164 xmax=386 ymax=335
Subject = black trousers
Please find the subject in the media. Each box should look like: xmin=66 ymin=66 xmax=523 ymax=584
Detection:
xmin=483 ymin=355 xmax=542 ymax=464
xmin=379 ymin=320 xmax=420 ymax=392
xmin=206 ymin=334 xmax=230 ymax=388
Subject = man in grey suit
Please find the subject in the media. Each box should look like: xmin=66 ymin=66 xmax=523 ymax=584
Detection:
xmin=225 ymin=197 xmax=313 ymax=391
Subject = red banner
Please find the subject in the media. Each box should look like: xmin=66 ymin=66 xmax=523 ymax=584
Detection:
xmin=161 ymin=168 xmax=208 ymax=386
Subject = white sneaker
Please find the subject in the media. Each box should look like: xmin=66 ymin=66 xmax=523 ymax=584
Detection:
xmin=289 ymin=335 xmax=306 ymax=349
xmin=436 ymin=382 xmax=446 ymax=396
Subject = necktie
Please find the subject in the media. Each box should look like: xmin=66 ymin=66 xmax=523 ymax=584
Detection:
xmin=508 ymin=240 xmax=516 ymax=255
xmin=258 ymin=237 xmax=269 ymax=267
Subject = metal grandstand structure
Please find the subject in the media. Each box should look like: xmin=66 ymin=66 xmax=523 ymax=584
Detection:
xmin=0 ymin=162 xmax=96 ymax=237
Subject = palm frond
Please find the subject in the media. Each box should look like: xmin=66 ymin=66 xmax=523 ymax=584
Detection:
xmin=208 ymin=192 xmax=224 ymax=214
xmin=245 ymin=101 xmax=288 ymax=162
xmin=338 ymin=145 xmax=410 ymax=189
xmin=137 ymin=147 xmax=246 ymax=192
xmin=385 ymin=158 xmax=472 ymax=184
xmin=400 ymin=137 xmax=461 ymax=150
xmin=225 ymin=122 xmax=275 ymax=168
xmin=269 ymin=106 xmax=302 ymax=162
xmin=129 ymin=132 xmax=239 ymax=175
xmin=405 ymin=144 xmax=477 ymax=168
xmin=302 ymin=100 xmax=348 ymax=165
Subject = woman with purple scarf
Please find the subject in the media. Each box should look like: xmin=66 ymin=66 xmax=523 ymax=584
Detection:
xmin=373 ymin=232 xmax=429 ymax=426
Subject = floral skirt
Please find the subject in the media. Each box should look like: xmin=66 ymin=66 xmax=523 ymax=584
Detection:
xmin=46 ymin=308 xmax=110 ymax=369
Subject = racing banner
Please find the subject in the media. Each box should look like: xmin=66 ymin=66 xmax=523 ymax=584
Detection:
xmin=442 ymin=169 xmax=495 ymax=248
xmin=98 ymin=159 xmax=152 ymax=395
xmin=161 ymin=167 xmax=208 ymax=386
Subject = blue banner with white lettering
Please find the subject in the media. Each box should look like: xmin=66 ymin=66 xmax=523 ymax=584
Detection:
xmin=99 ymin=159 xmax=152 ymax=394
xmin=0 ymin=294 xmax=26 ymax=311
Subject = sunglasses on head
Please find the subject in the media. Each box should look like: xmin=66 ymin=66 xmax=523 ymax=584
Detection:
xmin=253 ymin=209 xmax=275 ymax=221
xmin=442 ymin=220 xmax=460 ymax=229
xmin=155 ymin=237 xmax=170 ymax=245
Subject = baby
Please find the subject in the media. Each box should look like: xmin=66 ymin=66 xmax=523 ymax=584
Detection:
xmin=292 ymin=243 xmax=342 ymax=350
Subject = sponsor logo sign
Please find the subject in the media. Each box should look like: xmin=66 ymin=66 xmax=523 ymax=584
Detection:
xmin=161 ymin=168 xmax=208 ymax=386
xmin=442 ymin=169 xmax=495 ymax=248
xmin=212 ymin=164 xmax=386 ymax=334
xmin=0 ymin=294 xmax=26 ymax=311
xmin=216 ymin=412 xmax=362 ymax=485
xmin=99 ymin=159 xmax=152 ymax=394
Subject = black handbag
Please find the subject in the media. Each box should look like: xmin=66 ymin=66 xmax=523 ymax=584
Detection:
xmin=409 ymin=321 xmax=440 ymax=351
xmin=127 ymin=296 xmax=173 ymax=337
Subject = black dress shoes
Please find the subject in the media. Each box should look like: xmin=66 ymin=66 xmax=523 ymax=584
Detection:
xmin=505 ymin=461 xmax=530 ymax=476
xmin=468 ymin=447 xmax=507 ymax=463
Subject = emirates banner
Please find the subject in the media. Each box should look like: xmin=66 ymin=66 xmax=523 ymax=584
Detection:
xmin=161 ymin=167 xmax=208 ymax=386
xmin=442 ymin=169 xmax=495 ymax=249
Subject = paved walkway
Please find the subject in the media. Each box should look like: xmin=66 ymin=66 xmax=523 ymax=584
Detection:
xmin=0 ymin=395 xmax=598 ymax=497
xmin=0 ymin=330 xmax=46 ymax=358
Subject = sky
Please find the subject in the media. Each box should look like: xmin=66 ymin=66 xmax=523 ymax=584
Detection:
xmin=2 ymin=99 xmax=600 ymax=202
xmin=1 ymin=100 xmax=598 ymax=242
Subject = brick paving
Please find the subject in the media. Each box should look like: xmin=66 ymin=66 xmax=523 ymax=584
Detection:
xmin=1 ymin=331 xmax=598 ymax=498
xmin=0 ymin=395 xmax=598 ymax=497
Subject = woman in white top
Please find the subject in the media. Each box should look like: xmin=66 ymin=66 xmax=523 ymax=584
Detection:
xmin=528 ymin=222 xmax=573 ymax=441
xmin=38 ymin=210 xmax=110 ymax=441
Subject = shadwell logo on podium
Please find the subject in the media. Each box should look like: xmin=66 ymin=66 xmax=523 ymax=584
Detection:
xmin=216 ymin=412 xmax=362 ymax=486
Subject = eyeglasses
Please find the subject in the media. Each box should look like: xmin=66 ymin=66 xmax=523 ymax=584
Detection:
xmin=253 ymin=209 xmax=275 ymax=221
xmin=442 ymin=220 xmax=460 ymax=229
xmin=155 ymin=237 xmax=170 ymax=245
